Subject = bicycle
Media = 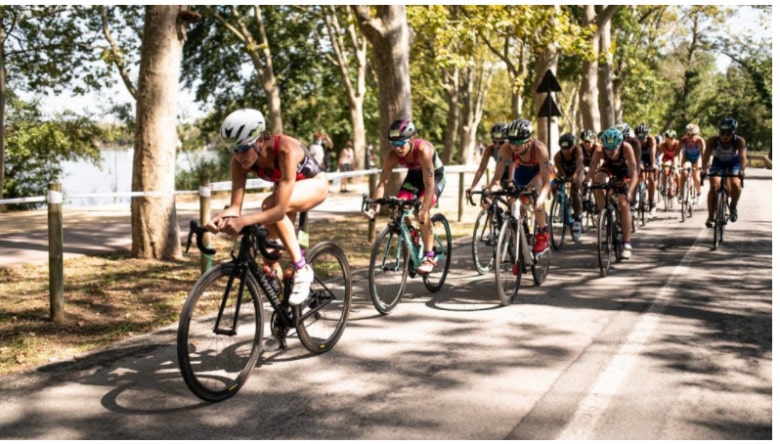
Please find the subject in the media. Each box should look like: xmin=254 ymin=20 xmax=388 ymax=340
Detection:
xmin=588 ymin=181 xmax=626 ymax=277
xmin=705 ymin=170 xmax=743 ymax=250
xmin=361 ymin=195 xmax=452 ymax=314
xmin=490 ymin=185 xmax=551 ymax=305
xmin=549 ymin=177 xmax=582 ymax=250
xmin=658 ymin=163 xmax=677 ymax=212
xmin=679 ymin=163 xmax=697 ymax=222
xmin=467 ymin=187 xmax=509 ymax=274
xmin=633 ymin=169 xmax=651 ymax=229
xmin=177 ymin=213 xmax=352 ymax=402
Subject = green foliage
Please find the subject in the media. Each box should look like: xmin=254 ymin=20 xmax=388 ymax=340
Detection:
xmin=4 ymin=96 xmax=103 ymax=209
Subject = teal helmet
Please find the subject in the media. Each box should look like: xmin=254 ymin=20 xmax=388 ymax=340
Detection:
xmin=600 ymin=127 xmax=624 ymax=151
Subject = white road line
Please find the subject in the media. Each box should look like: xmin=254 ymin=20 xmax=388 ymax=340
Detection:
xmin=557 ymin=227 xmax=707 ymax=440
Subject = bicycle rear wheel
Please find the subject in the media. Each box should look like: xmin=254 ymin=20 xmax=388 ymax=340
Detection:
xmin=296 ymin=241 xmax=352 ymax=353
xmin=550 ymin=194 xmax=566 ymax=250
xmin=597 ymin=208 xmax=613 ymax=277
xmin=177 ymin=263 xmax=263 ymax=402
xmin=495 ymin=219 xmax=521 ymax=305
xmin=368 ymin=225 xmax=409 ymax=314
xmin=422 ymin=213 xmax=452 ymax=293
xmin=471 ymin=209 xmax=495 ymax=274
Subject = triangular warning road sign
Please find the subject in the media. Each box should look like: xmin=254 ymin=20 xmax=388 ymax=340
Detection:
xmin=537 ymin=95 xmax=562 ymax=117
xmin=536 ymin=69 xmax=562 ymax=93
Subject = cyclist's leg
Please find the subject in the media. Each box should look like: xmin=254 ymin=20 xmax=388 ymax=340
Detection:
xmin=725 ymin=160 xmax=742 ymax=220
xmin=571 ymin=176 xmax=583 ymax=221
xmin=592 ymin=169 xmax=610 ymax=211
xmin=706 ymin=163 xmax=723 ymax=223
xmin=693 ymin=155 xmax=703 ymax=197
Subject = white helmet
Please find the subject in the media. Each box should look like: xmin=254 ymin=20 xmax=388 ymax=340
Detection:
xmin=220 ymin=108 xmax=266 ymax=147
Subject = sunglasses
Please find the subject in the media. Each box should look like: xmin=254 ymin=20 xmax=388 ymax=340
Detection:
xmin=233 ymin=144 xmax=252 ymax=154
xmin=391 ymin=140 xmax=407 ymax=147
xmin=510 ymin=138 xmax=529 ymax=146
xmin=719 ymin=129 xmax=734 ymax=136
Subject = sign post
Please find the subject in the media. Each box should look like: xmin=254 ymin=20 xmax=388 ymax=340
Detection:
xmin=536 ymin=69 xmax=562 ymax=150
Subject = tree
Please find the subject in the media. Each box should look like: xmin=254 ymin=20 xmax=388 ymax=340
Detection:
xmin=3 ymin=95 xmax=102 ymax=209
xmin=352 ymin=5 xmax=411 ymax=163
xmin=131 ymin=5 xmax=191 ymax=260
xmin=0 ymin=6 xmax=112 ymax=204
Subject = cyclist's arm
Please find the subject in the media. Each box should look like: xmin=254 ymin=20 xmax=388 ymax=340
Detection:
xmin=574 ymin=145 xmax=585 ymax=180
xmin=623 ymin=142 xmax=639 ymax=199
xmin=586 ymin=148 xmax=603 ymax=183
xmin=702 ymin=136 xmax=716 ymax=172
xmin=737 ymin=136 xmax=748 ymax=176
xmin=418 ymin=140 xmax=437 ymax=215
xmin=247 ymin=140 xmax=301 ymax=228
xmin=649 ymin=137 xmax=657 ymax=169
xmin=552 ymin=151 xmax=564 ymax=179
xmin=373 ymin=149 xmax=398 ymax=202
xmin=468 ymin=143 xmax=495 ymax=191
xmin=487 ymin=143 xmax=511 ymax=189
xmin=535 ymin=142 xmax=551 ymax=207
xmin=209 ymin=159 xmax=249 ymax=233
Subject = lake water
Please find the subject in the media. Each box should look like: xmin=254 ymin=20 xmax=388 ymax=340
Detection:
xmin=60 ymin=148 xmax=217 ymax=207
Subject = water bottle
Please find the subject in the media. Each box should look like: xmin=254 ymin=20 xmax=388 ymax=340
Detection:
xmin=263 ymin=265 xmax=282 ymax=296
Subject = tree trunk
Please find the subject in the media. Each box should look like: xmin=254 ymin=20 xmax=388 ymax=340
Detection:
xmin=596 ymin=6 xmax=620 ymax=129
xmin=131 ymin=5 xmax=184 ymax=260
xmin=579 ymin=5 xmax=600 ymax=133
xmin=442 ymin=69 xmax=459 ymax=165
xmin=0 ymin=22 xmax=6 ymax=207
xmin=352 ymin=5 xmax=411 ymax=189
xmin=534 ymin=43 xmax=559 ymax=158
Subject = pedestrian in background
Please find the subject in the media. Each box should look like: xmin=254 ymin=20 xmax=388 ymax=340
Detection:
xmin=339 ymin=140 xmax=356 ymax=192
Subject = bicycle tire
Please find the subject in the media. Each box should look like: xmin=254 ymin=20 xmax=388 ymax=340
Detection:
xmin=640 ymin=182 xmax=649 ymax=226
xmin=713 ymin=191 xmax=725 ymax=250
xmin=296 ymin=241 xmax=352 ymax=353
xmin=550 ymin=194 xmax=566 ymax=250
xmin=423 ymin=213 xmax=452 ymax=293
xmin=177 ymin=263 xmax=263 ymax=402
xmin=367 ymin=224 xmax=409 ymax=314
xmin=680 ymin=178 xmax=689 ymax=222
xmin=471 ymin=209 xmax=495 ymax=274
xmin=495 ymin=219 xmax=521 ymax=305
xmin=597 ymin=208 xmax=613 ymax=277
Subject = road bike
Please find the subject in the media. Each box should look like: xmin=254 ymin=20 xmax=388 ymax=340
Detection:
xmin=361 ymin=195 xmax=452 ymax=314
xmin=177 ymin=213 xmax=352 ymax=402
xmin=549 ymin=177 xmax=582 ymax=250
xmin=658 ymin=163 xmax=677 ymax=212
xmin=467 ymin=187 xmax=509 ymax=274
xmin=679 ymin=163 xmax=697 ymax=222
xmin=489 ymin=185 xmax=551 ymax=305
xmin=632 ymin=168 xmax=651 ymax=229
xmin=705 ymin=170 xmax=743 ymax=250
xmin=589 ymin=181 xmax=626 ymax=277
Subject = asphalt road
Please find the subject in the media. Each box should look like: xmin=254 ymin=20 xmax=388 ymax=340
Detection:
xmin=0 ymin=169 xmax=772 ymax=439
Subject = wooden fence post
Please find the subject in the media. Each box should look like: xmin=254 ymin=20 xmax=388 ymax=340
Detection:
xmin=368 ymin=172 xmax=377 ymax=242
xmin=199 ymin=175 xmax=212 ymax=273
xmin=47 ymin=183 xmax=64 ymax=325
xmin=458 ymin=171 xmax=465 ymax=222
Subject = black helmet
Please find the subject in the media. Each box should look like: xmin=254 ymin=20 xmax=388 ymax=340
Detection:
xmin=388 ymin=118 xmax=416 ymax=141
xmin=719 ymin=116 xmax=738 ymax=134
xmin=490 ymin=122 xmax=508 ymax=142
xmin=506 ymin=119 xmax=533 ymax=142
xmin=559 ymin=132 xmax=576 ymax=149
xmin=579 ymin=129 xmax=595 ymax=142
xmin=635 ymin=123 xmax=650 ymax=140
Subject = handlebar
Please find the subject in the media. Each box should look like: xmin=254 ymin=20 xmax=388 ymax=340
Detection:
xmin=361 ymin=193 xmax=421 ymax=221
xmin=186 ymin=220 xmax=282 ymax=261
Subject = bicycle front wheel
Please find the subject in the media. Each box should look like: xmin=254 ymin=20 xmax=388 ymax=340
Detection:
xmin=368 ymin=225 xmax=409 ymax=314
xmin=423 ymin=213 xmax=452 ymax=293
xmin=532 ymin=223 xmax=551 ymax=285
xmin=681 ymin=179 xmax=689 ymax=222
xmin=471 ymin=209 xmax=495 ymax=274
xmin=296 ymin=241 xmax=352 ymax=354
xmin=495 ymin=219 xmax=521 ymax=305
xmin=177 ymin=263 xmax=263 ymax=402
xmin=550 ymin=194 xmax=566 ymax=250
xmin=713 ymin=191 xmax=726 ymax=250
xmin=597 ymin=208 xmax=613 ymax=277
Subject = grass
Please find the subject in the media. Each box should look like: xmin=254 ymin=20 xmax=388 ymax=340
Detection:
xmin=0 ymin=213 xmax=474 ymax=377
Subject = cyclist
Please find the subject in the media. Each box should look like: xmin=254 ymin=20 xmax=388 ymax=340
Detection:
xmin=552 ymin=132 xmax=584 ymax=233
xmin=635 ymin=123 xmax=658 ymax=218
xmin=679 ymin=123 xmax=705 ymax=205
xmin=466 ymin=122 xmax=508 ymax=200
xmin=486 ymin=118 xmax=551 ymax=255
xmin=209 ymin=108 xmax=327 ymax=305
xmin=586 ymin=127 xmax=639 ymax=260
xmin=702 ymin=116 xmax=747 ymax=226
xmin=370 ymin=118 xmax=446 ymax=275
xmin=658 ymin=129 xmax=680 ymax=201
xmin=579 ymin=129 xmax=599 ymax=217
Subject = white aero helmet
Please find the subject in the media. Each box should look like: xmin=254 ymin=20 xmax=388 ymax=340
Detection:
xmin=221 ymin=108 xmax=266 ymax=147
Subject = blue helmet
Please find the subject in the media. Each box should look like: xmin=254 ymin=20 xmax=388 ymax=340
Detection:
xmin=600 ymin=127 xmax=624 ymax=151
xmin=719 ymin=116 xmax=738 ymax=134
